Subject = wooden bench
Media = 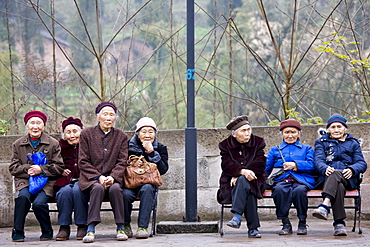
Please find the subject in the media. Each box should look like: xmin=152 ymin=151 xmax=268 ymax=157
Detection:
xmin=219 ymin=189 xmax=361 ymax=236
xmin=29 ymin=189 xmax=159 ymax=237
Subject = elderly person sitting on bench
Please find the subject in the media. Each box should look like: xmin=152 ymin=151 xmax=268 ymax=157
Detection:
xmin=78 ymin=102 xmax=128 ymax=243
xmin=312 ymin=114 xmax=367 ymax=236
xmin=266 ymin=119 xmax=315 ymax=236
xmin=217 ymin=115 xmax=266 ymax=238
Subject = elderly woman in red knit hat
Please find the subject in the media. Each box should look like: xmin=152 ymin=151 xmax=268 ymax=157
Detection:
xmin=54 ymin=117 xmax=88 ymax=241
xmin=9 ymin=110 xmax=64 ymax=242
xmin=265 ymin=119 xmax=315 ymax=235
xmin=122 ymin=117 xmax=168 ymax=239
xmin=217 ymin=115 xmax=266 ymax=238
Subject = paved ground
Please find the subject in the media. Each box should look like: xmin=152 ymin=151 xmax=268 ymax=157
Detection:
xmin=1 ymin=219 xmax=370 ymax=246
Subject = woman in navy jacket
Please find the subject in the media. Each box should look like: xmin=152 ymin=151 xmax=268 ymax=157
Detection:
xmin=122 ymin=117 xmax=168 ymax=239
xmin=266 ymin=119 xmax=315 ymax=236
xmin=312 ymin=114 xmax=367 ymax=236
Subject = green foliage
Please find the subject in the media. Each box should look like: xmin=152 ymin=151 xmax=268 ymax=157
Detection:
xmin=0 ymin=119 xmax=10 ymax=135
xmin=268 ymin=108 xmax=323 ymax=126
xmin=315 ymin=33 xmax=370 ymax=74
xmin=267 ymin=120 xmax=279 ymax=126
xmin=350 ymin=111 xmax=370 ymax=123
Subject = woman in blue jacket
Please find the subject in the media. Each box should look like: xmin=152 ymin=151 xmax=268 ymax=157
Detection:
xmin=266 ymin=119 xmax=315 ymax=236
xmin=312 ymin=114 xmax=367 ymax=236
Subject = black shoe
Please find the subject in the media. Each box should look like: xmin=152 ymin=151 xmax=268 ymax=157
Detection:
xmin=279 ymin=223 xmax=293 ymax=235
xmin=40 ymin=231 xmax=53 ymax=241
xmin=297 ymin=224 xmax=307 ymax=235
xmin=12 ymin=229 xmax=25 ymax=242
xmin=248 ymin=229 xmax=261 ymax=238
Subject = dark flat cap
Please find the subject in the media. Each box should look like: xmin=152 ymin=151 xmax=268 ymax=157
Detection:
xmin=226 ymin=115 xmax=249 ymax=130
xmin=95 ymin=102 xmax=117 ymax=114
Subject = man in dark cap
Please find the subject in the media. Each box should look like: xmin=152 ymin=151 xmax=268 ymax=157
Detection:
xmin=78 ymin=102 xmax=129 ymax=243
xmin=217 ymin=115 xmax=266 ymax=238
xmin=313 ymin=114 xmax=367 ymax=236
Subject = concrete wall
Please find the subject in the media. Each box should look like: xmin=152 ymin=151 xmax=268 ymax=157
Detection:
xmin=1 ymin=123 xmax=370 ymax=227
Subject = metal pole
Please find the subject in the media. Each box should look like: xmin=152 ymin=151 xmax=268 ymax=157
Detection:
xmin=185 ymin=0 xmax=197 ymax=222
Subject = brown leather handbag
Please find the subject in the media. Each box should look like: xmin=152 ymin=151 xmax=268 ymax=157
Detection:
xmin=123 ymin=155 xmax=163 ymax=189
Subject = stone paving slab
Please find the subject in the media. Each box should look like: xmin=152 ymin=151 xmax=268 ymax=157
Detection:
xmin=1 ymin=219 xmax=370 ymax=246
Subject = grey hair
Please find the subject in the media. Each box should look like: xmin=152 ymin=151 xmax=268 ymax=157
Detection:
xmin=232 ymin=126 xmax=252 ymax=135
xmin=61 ymin=125 xmax=82 ymax=140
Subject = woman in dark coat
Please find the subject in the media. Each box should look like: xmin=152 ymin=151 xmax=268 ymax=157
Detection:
xmin=217 ymin=115 xmax=266 ymax=238
xmin=312 ymin=114 xmax=367 ymax=236
xmin=54 ymin=117 xmax=88 ymax=241
xmin=78 ymin=102 xmax=128 ymax=243
xmin=122 ymin=117 xmax=168 ymax=239
xmin=9 ymin=111 xmax=64 ymax=242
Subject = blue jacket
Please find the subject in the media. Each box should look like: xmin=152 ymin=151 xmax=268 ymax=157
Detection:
xmin=266 ymin=140 xmax=315 ymax=189
xmin=314 ymin=133 xmax=367 ymax=190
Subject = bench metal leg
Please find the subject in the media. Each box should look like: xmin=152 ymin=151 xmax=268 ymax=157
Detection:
xmin=219 ymin=204 xmax=224 ymax=236
xmin=351 ymin=191 xmax=362 ymax=234
xmin=352 ymin=197 xmax=357 ymax=233
xmin=150 ymin=188 xmax=159 ymax=237
xmin=358 ymin=191 xmax=362 ymax=234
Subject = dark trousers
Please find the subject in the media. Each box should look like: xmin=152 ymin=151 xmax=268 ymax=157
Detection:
xmin=14 ymin=188 xmax=52 ymax=234
xmin=87 ymin=182 xmax=124 ymax=225
xmin=231 ymin=176 xmax=260 ymax=230
xmin=272 ymin=180 xmax=308 ymax=221
xmin=322 ymin=170 xmax=350 ymax=221
xmin=122 ymin=184 xmax=156 ymax=228
xmin=56 ymin=181 xmax=88 ymax=226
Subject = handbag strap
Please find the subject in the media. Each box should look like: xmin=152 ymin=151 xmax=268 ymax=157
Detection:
xmin=127 ymin=155 xmax=146 ymax=166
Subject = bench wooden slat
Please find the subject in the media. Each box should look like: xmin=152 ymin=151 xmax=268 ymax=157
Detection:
xmin=48 ymin=195 xmax=142 ymax=204
xmin=262 ymin=189 xmax=359 ymax=198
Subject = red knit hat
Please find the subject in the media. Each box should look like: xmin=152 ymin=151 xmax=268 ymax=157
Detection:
xmin=24 ymin=111 xmax=47 ymax=124
xmin=62 ymin=117 xmax=83 ymax=131
xmin=95 ymin=102 xmax=117 ymax=114
xmin=279 ymin=119 xmax=301 ymax=131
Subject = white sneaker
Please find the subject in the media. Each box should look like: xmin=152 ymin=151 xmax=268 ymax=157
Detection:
xmin=82 ymin=231 xmax=95 ymax=243
xmin=117 ymin=229 xmax=128 ymax=241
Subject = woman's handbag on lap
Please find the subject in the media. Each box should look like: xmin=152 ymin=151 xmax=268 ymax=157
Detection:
xmin=123 ymin=155 xmax=162 ymax=189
